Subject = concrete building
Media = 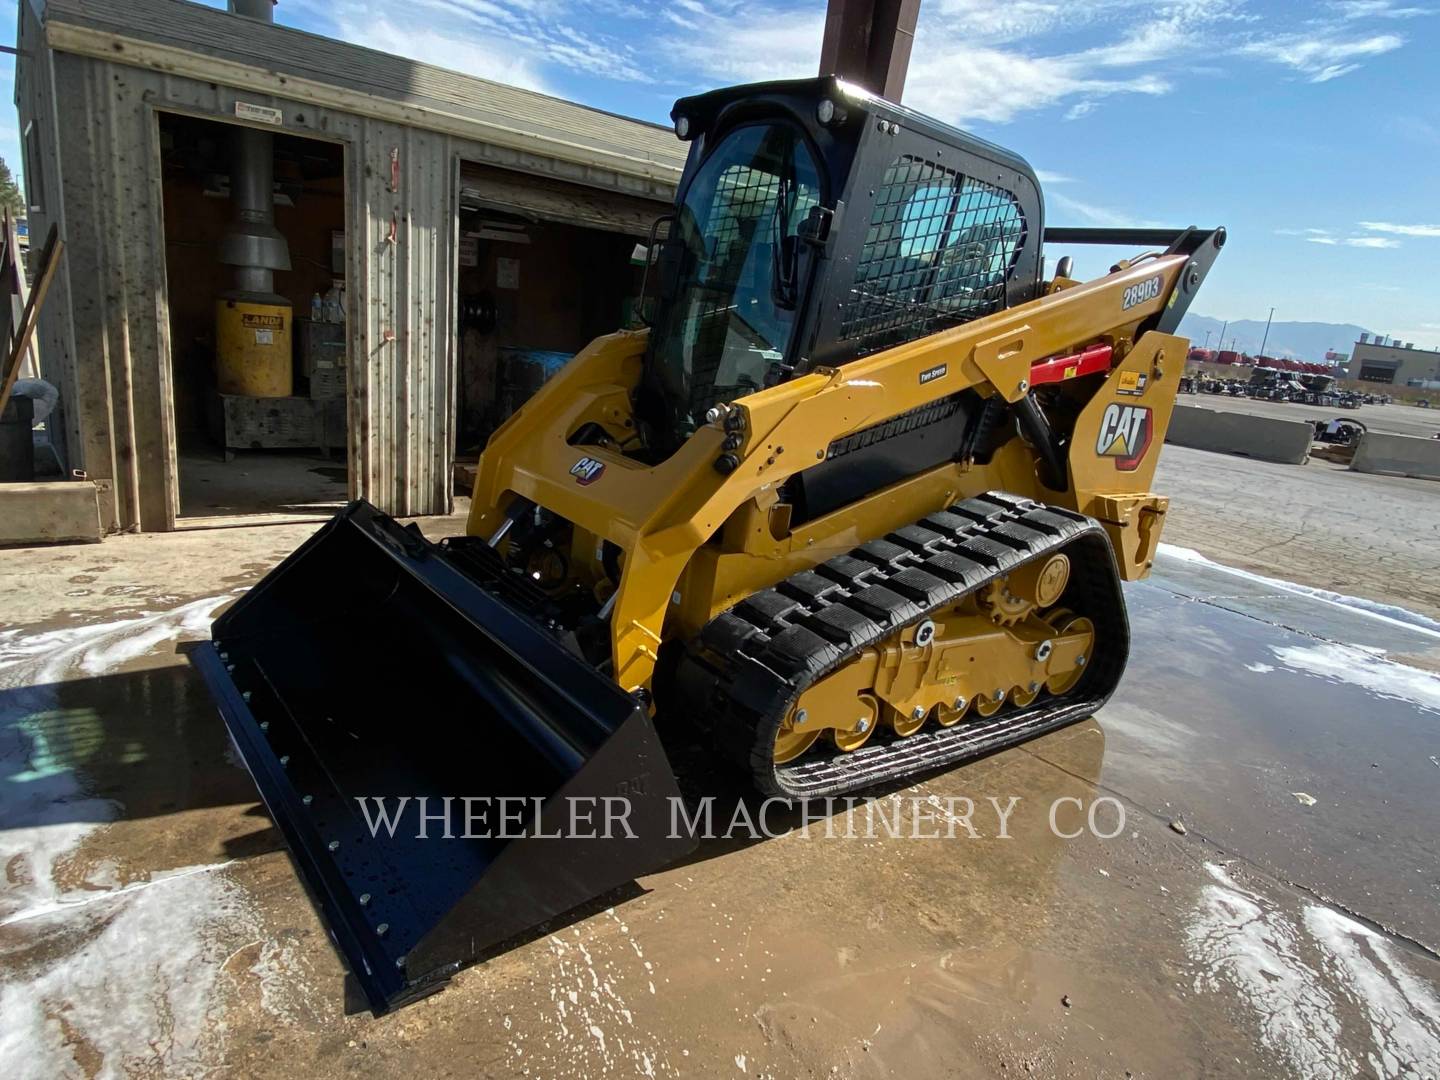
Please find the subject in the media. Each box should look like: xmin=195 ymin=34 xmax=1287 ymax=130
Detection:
xmin=1347 ymin=334 xmax=1440 ymax=387
xmin=12 ymin=0 xmax=685 ymax=535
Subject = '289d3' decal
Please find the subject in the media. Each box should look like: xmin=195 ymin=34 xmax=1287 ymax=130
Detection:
xmin=1095 ymin=404 xmax=1153 ymax=471
xmin=1121 ymin=275 xmax=1162 ymax=310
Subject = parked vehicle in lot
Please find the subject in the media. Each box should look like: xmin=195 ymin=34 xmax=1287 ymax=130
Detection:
xmin=1314 ymin=418 xmax=1366 ymax=444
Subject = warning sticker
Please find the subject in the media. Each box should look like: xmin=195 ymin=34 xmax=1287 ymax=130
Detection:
xmin=1115 ymin=370 xmax=1149 ymax=397
xmin=254 ymin=329 xmax=274 ymax=345
xmin=235 ymin=101 xmax=283 ymax=126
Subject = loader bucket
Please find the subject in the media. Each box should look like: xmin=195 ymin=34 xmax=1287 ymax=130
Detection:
xmin=193 ymin=501 xmax=693 ymax=1014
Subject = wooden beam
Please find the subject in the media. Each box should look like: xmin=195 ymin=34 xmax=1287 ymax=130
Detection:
xmin=0 ymin=222 xmax=62 ymax=419
xmin=819 ymin=0 xmax=922 ymax=102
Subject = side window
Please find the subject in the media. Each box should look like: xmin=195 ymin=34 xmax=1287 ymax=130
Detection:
xmin=23 ymin=122 xmax=44 ymax=215
xmin=931 ymin=178 xmax=1026 ymax=319
xmin=841 ymin=155 xmax=1026 ymax=354
xmin=899 ymin=183 xmax=954 ymax=257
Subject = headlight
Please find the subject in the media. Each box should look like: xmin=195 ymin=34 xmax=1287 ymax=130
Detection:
xmin=674 ymin=115 xmax=691 ymax=140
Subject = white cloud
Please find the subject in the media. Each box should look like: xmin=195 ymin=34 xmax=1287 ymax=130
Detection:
xmin=653 ymin=0 xmax=1415 ymax=127
xmin=254 ymin=0 xmax=1422 ymax=129
xmin=905 ymin=47 xmax=1169 ymax=125
xmin=655 ymin=0 xmax=1206 ymax=126
xmin=1305 ymin=233 xmax=1402 ymax=247
xmin=1358 ymin=220 xmax=1440 ymax=236
xmin=1034 ymin=169 xmax=1075 ymax=184
xmin=1048 ymin=189 xmax=1161 ymax=228
xmin=660 ymin=5 xmax=824 ymax=84
xmin=339 ymin=17 xmax=554 ymax=91
xmin=1238 ymin=30 xmax=1404 ymax=82
xmin=1330 ymin=0 xmax=1431 ymax=18
xmin=285 ymin=0 xmax=647 ymax=88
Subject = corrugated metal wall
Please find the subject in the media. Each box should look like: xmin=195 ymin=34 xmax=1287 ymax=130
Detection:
xmin=352 ymin=120 xmax=456 ymax=518
xmin=16 ymin=2 xmax=680 ymax=530
xmin=51 ymin=49 xmax=176 ymax=531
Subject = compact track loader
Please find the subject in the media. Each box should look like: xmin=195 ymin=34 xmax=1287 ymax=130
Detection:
xmin=196 ymin=77 xmax=1223 ymax=1012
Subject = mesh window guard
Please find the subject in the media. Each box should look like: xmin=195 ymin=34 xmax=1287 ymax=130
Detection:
xmin=840 ymin=155 xmax=1026 ymax=354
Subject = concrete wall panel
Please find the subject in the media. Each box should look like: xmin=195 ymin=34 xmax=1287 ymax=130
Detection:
xmin=1166 ymin=405 xmax=1313 ymax=465
xmin=1351 ymin=432 xmax=1440 ymax=481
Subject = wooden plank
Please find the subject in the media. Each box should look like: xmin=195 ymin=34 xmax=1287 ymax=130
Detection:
xmin=0 ymin=222 xmax=62 ymax=418
xmin=4 ymin=220 xmax=42 ymax=381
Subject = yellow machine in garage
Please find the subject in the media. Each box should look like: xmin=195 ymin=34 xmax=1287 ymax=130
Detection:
xmin=215 ymin=299 xmax=291 ymax=397
xmin=196 ymin=77 xmax=1223 ymax=1012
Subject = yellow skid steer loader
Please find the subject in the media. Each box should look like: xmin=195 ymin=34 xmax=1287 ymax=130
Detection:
xmin=195 ymin=76 xmax=1223 ymax=1012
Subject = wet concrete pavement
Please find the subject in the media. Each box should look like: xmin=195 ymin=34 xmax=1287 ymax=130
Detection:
xmin=1 ymin=543 xmax=1438 ymax=1078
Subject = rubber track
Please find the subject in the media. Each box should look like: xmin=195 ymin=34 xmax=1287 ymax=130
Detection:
xmin=673 ymin=492 xmax=1131 ymax=798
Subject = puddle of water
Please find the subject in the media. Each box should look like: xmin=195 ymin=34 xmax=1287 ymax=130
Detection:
xmin=0 ymin=862 xmax=255 ymax=1079
xmin=0 ymin=595 xmax=313 ymax=1077
xmin=1157 ymin=544 xmax=1440 ymax=639
xmin=0 ymin=594 xmax=235 ymax=684
xmin=1186 ymin=862 xmax=1440 ymax=1078
xmin=1269 ymin=641 xmax=1440 ymax=713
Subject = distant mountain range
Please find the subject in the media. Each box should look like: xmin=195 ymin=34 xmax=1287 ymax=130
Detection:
xmin=1176 ymin=314 xmax=1373 ymax=361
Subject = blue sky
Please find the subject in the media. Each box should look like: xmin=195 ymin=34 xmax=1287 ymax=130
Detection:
xmin=2 ymin=0 xmax=1437 ymax=345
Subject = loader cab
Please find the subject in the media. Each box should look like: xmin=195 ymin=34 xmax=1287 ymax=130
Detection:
xmin=639 ymin=76 xmax=1046 ymax=453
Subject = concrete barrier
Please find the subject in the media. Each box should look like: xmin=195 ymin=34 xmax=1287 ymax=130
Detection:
xmin=1165 ymin=405 xmax=1313 ymax=465
xmin=0 ymin=481 xmax=103 ymax=544
xmin=1351 ymin=432 xmax=1440 ymax=481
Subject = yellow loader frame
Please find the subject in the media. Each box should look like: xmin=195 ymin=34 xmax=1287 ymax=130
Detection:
xmin=469 ymin=254 xmax=1189 ymax=695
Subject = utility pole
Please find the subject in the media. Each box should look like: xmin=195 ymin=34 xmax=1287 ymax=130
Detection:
xmin=1217 ymin=320 xmax=1228 ymax=353
xmin=1203 ymin=330 xmax=1212 ymax=349
xmin=1258 ymin=306 xmax=1275 ymax=360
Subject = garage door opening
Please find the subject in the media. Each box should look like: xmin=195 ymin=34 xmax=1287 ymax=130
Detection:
xmin=454 ymin=163 xmax=665 ymax=479
xmin=159 ymin=112 xmax=349 ymax=524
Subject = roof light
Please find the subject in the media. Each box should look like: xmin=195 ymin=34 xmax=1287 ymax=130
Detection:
xmin=674 ymin=115 xmax=691 ymax=140
xmin=816 ymin=99 xmax=846 ymax=127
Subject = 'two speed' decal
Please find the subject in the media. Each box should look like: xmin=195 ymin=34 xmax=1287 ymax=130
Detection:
xmin=1095 ymin=403 xmax=1153 ymax=471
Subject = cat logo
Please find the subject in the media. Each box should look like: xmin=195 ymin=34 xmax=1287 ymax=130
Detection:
xmin=1095 ymin=404 xmax=1153 ymax=471
xmin=570 ymin=457 xmax=606 ymax=485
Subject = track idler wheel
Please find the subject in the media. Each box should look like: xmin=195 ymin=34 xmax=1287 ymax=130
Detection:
xmin=974 ymin=687 xmax=1006 ymax=718
xmin=1041 ymin=609 xmax=1095 ymax=695
xmin=832 ymin=693 xmax=879 ymax=752
xmin=935 ymin=695 xmax=971 ymax=727
xmin=774 ymin=708 xmax=820 ymax=765
xmin=886 ymin=702 xmax=929 ymax=738
xmin=1010 ymin=680 xmax=1042 ymax=708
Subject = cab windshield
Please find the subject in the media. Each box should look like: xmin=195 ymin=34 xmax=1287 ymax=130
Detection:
xmin=648 ymin=124 xmax=822 ymax=439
